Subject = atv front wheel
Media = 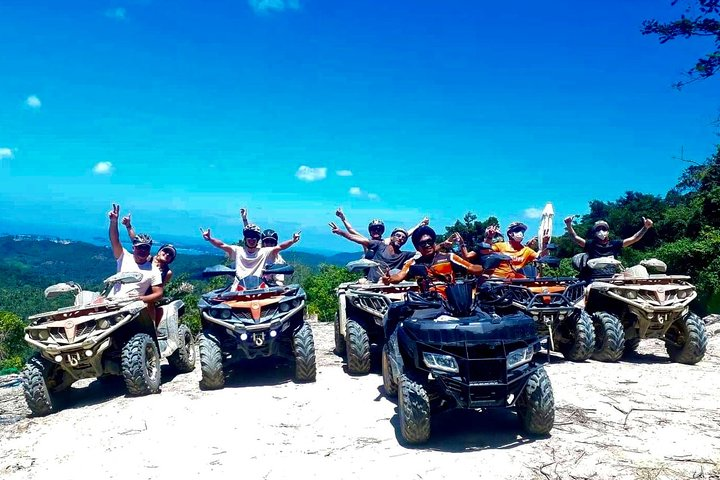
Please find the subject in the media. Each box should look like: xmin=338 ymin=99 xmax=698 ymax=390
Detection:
xmin=665 ymin=313 xmax=707 ymax=365
xmin=334 ymin=312 xmax=346 ymax=356
xmin=382 ymin=344 xmax=397 ymax=397
xmin=398 ymin=374 xmax=431 ymax=444
xmin=591 ymin=311 xmax=625 ymax=362
xmin=346 ymin=318 xmax=370 ymax=375
xmin=293 ymin=321 xmax=317 ymax=382
xmin=168 ymin=324 xmax=196 ymax=373
xmin=559 ymin=310 xmax=595 ymax=362
xmin=516 ymin=366 xmax=555 ymax=435
xmin=21 ymin=356 xmax=56 ymax=416
xmin=199 ymin=332 xmax=225 ymax=390
xmin=122 ymin=333 xmax=161 ymax=396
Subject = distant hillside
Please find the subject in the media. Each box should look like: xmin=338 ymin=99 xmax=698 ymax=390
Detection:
xmin=0 ymin=235 xmax=356 ymax=290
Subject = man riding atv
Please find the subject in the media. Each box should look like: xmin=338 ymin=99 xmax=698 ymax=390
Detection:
xmin=467 ymin=222 xmax=549 ymax=279
xmin=200 ymin=223 xmax=300 ymax=289
xmin=329 ymin=221 xmax=417 ymax=282
xmin=333 ymin=208 xmax=429 ymax=254
xmin=564 ymin=216 xmax=653 ymax=281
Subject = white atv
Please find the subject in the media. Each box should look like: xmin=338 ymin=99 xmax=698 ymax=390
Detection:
xmin=21 ymin=272 xmax=195 ymax=416
xmin=576 ymin=256 xmax=707 ymax=364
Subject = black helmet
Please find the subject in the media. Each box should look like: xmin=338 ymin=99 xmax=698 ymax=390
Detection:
xmin=367 ymin=219 xmax=385 ymax=234
xmin=158 ymin=244 xmax=177 ymax=263
xmin=243 ymin=224 xmax=262 ymax=238
xmin=411 ymin=225 xmax=436 ymax=248
xmin=132 ymin=233 xmax=153 ymax=247
xmin=261 ymin=229 xmax=278 ymax=242
xmin=506 ymin=222 xmax=528 ymax=236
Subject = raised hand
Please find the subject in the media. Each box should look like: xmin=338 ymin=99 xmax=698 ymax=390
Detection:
xmin=643 ymin=217 xmax=654 ymax=229
xmin=335 ymin=207 xmax=345 ymax=220
xmin=108 ymin=204 xmax=120 ymax=221
xmin=421 ymin=217 xmax=429 ymax=226
xmin=542 ymin=228 xmax=551 ymax=244
xmin=200 ymin=227 xmax=211 ymax=241
xmin=121 ymin=213 xmax=132 ymax=227
xmin=240 ymin=208 xmax=247 ymax=219
xmin=292 ymin=231 xmax=301 ymax=243
xmin=328 ymin=222 xmax=342 ymax=235
xmin=526 ymin=236 xmax=539 ymax=248
xmin=564 ymin=215 xmax=577 ymax=225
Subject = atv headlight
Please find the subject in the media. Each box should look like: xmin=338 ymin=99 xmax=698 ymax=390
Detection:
xmin=624 ymin=290 xmax=637 ymax=300
xmin=38 ymin=330 xmax=50 ymax=341
xmin=221 ymin=309 xmax=232 ymax=319
xmin=677 ymin=290 xmax=688 ymax=299
xmin=507 ymin=346 xmax=534 ymax=369
xmin=422 ymin=352 xmax=459 ymax=374
xmin=279 ymin=302 xmax=291 ymax=312
xmin=97 ymin=318 xmax=112 ymax=329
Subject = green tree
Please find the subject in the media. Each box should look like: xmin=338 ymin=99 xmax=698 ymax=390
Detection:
xmin=302 ymin=265 xmax=360 ymax=322
xmin=0 ymin=311 xmax=29 ymax=371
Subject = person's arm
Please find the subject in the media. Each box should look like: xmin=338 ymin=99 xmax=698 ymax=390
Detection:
xmin=564 ymin=215 xmax=586 ymax=248
xmin=328 ymin=222 xmax=372 ymax=247
xmin=140 ymin=284 xmax=164 ymax=303
xmin=121 ymin=213 xmax=137 ymax=241
xmin=164 ymin=269 xmax=173 ymax=285
xmin=108 ymin=204 xmax=123 ymax=259
xmin=240 ymin=208 xmax=249 ymax=227
xmin=623 ymin=217 xmax=654 ymax=247
xmin=434 ymin=232 xmax=456 ymax=253
xmin=335 ymin=208 xmax=362 ymax=237
xmin=382 ymin=259 xmax=413 ymax=284
xmin=200 ymin=228 xmax=235 ymax=256
xmin=484 ymin=225 xmax=499 ymax=244
xmin=407 ymin=216 xmax=429 ymax=237
xmin=449 ymin=253 xmax=484 ymax=276
xmin=273 ymin=232 xmax=301 ymax=253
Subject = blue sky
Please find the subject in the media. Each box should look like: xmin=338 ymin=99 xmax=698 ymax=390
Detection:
xmin=1 ymin=0 xmax=718 ymax=252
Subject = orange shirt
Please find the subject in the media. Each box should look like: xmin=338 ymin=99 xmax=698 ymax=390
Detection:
xmin=490 ymin=242 xmax=538 ymax=278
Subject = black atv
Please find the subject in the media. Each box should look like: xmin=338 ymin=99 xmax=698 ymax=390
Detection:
xmin=382 ymin=267 xmax=555 ymax=444
xmin=197 ymin=264 xmax=316 ymax=389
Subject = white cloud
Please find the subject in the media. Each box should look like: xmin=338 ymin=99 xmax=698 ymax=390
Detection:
xmin=0 ymin=148 xmax=14 ymax=160
xmin=523 ymin=207 xmax=543 ymax=219
xmin=26 ymin=95 xmax=41 ymax=109
xmin=349 ymin=187 xmax=362 ymax=196
xmin=295 ymin=165 xmax=327 ymax=182
xmin=248 ymin=0 xmax=299 ymax=14
xmin=348 ymin=187 xmax=380 ymax=200
xmin=336 ymin=169 xmax=353 ymax=177
xmin=93 ymin=161 xmax=113 ymax=175
xmin=367 ymin=193 xmax=380 ymax=201
xmin=105 ymin=7 xmax=127 ymax=20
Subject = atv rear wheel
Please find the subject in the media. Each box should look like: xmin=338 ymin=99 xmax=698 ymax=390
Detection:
xmin=21 ymin=356 xmax=56 ymax=416
xmin=398 ymin=374 xmax=431 ymax=444
xmin=199 ymin=332 xmax=225 ymax=390
xmin=665 ymin=313 xmax=707 ymax=365
xmin=122 ymin=333 xmax=161 ymax=396
xmin=559 ymin=311 xmax=595 ymax=362
xmin=382 ymin=344 xmax=397 ymax=397
xmin=293 ymin=321 xmax=317 ymax=382
xmin=516 ymin=366 xmax=555 ymax=435
xmin=346 ymin=318 xmax=371 ymax=375
xmin=591 ymin=311 xmax=625 ymax=362
xmin=334 ymin=312 xmax=346 ymax=356
xmin=167 ymin=324 xmax=196 ymax=373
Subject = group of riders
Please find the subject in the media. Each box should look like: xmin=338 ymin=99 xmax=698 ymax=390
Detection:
xmin=105 ymin=202 xmax=655 ymax=318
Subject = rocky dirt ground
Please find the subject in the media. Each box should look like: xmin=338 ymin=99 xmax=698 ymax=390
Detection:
xmin=1 ymin=318 xmax=719 ymax=480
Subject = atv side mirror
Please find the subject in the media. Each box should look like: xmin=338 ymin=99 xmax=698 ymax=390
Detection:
xmin=571 ymin=253 xmax=588 ymax=272
xmin=536 ymin=256 xmax=561 ymax=268
xmin=104 ymin=271 xmax=143 ymax=284
xmin=346 ymin=259 xmax=380 ymax=272
xmin=202 ymin=265 xmax=236 ymax=278
xmin=640 ymin=258 xmax=667 ymax=273
xmin=44 ymin=282 xmax=82 ymax=299
xmin=587 ymin=256 xmax=622 ymax=271
xmin=480 ymin=253 xmax=512 ymax=271
xmin=263 ymin=263 xmax=295 ymax=275
xmin=408 ymin=264 xmax=430 ymax=278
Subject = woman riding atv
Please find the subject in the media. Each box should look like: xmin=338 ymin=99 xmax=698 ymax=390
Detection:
xmin=564 ymin=216 xmax=653 ymax=280
xmin=381 ymin=226 xmax=485 ymax=296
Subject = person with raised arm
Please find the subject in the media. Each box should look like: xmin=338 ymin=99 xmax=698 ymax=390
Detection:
xmin=121 ymin=213 xmax=176 ymax=286
xmin=334 ymin=207 xmax=429 ymax=250
xmin=239 ymin=207 xmax=287 ymax=285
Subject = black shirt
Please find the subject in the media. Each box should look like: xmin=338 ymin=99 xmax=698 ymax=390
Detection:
xmin=366 ymin=240 xmax=416 ymax=282
xmin=582 ymin=238 xmax=623 ymax=280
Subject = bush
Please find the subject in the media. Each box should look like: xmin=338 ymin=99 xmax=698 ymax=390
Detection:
xmin=302 ymin=265 xmax=360 ymax=322
xmin=0 ymin=311 xmax=29 ymax=371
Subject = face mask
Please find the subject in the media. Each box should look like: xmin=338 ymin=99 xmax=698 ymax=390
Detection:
xmin=596 ymin=230 xmax=609 ymax=241
xmin=510 ymin=231 xmax=524 ymax=242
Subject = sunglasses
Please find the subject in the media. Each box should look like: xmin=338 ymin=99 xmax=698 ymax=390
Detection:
xmin=134 ymin=245 xmax=151 ymax=252
xmin=392 ymin=233 xmax=407 ymax=239
xmin=596 ymin=227 xmax=609 ymax=232
xmin=418 ymin=240 xmax=434 ymax=248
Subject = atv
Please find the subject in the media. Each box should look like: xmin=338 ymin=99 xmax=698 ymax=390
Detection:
xmin=335 ymin=259 xmax=419 ymax=375
xmin=479 ymin=257 xmax=595 ymax=362
xmin=576 ymin=255 xmax=707 ymax=364
xmin=22 ymin=272 xmax=195 ymax=416
xmin=197 ymin=263 xmax=315 ymax=389
xmin=382 ymin=266 xmax=554 ymax=445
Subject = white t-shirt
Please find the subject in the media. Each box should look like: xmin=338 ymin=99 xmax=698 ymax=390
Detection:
xmin=265 ymin=252 xmax=286 ymax=285
xmin=230 ymin=246 xmax=275 ymax=287
xmin=108 ymin=249 xmax=163 ymax=299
